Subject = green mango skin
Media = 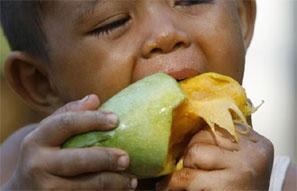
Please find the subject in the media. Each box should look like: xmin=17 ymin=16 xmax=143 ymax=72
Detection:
xmin=63 ymin=73 xmax=186 ymax=178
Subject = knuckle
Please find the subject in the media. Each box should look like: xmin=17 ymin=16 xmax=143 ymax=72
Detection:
xmin=101 ymin=149 xmax=117 ymax=170
xmin=234 ymin=164 xmax=255 ymax=184
xmin=39 ymin=115 xmax=52 ymax=125
xmin=184 ymin=144 xmax=202 ymax=168
xmin=21 ymin=133 xmax=39 ymax=153
xmin=187 ymin=143 xmax=199 ymax=157
xmin=20 ymin=137 xmax=46 ymax=174
xmin=169 ymin=169 xmax=192 ymax=191
xmin=21 ymin=134 xmax=34 ymax=149
xmin=63 ymin=102 xmax=75 ymax=112
xmin=60 ymin=112 xmax=76 ymax=127
xmin=94 ymin=111 xmax=108 ymax=126
xmin=25 ymin=155 xmax=43 ymax=175
xmin=242 ymin=166 xmax=255 ymax=179
xmin=263 ymin=137 xmax=274 ymax=155
xmin=59 ymin=100 xmax=80 ymax=112
xmin=96 ymin=173 xmax=108 ymax=190
xmin=59 ymin=151 xmax=88 ymax=176
xmin=255 ymin=137 xmax=274 ymax=166
xmin=174 ymin=169 xmax=191 ymax=183
xmin=185 ymin=148 xmax=196 ymax=163
xmin=75 ymin=153 xmax=90 ymax=169
xmin=94 ymin=110 xmax=103 ymax=119
xmin=97 ymin=173 xmax=129 ymax=190
xmin=186 ymin=144 xmax=216 ymax=168
xmin=56 ymin=113 xmax=77 ymax=134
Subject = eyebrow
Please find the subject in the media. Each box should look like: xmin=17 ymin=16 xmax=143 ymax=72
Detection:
xmin=75 ymin=0 xmax=106 ymax=25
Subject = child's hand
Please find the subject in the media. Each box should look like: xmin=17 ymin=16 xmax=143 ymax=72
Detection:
xmin=3 ymin=95 xmax=137 ymax=190
xmin=157 ymin=126 xmax=274 ymax=191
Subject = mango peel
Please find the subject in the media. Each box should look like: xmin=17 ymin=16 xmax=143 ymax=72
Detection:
xmin=63 ymin=72 xmax=254 ymax=178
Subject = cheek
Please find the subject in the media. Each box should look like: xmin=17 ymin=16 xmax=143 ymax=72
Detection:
xmin=206 ymin=23 xmax=245 ymax=83
xmin=94 ymin=52 xmax=136 ymax=102
xmin=49 ymin=42 xmax=135 ymax=103
xmin=187 ymin=5 xmax=245 ymax=83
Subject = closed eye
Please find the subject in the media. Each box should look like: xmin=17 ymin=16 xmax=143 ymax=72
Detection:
xmin=175 ymin=0 xmax=214 ymax=6
xmin=90 ymin=16 xmax=130 ymax=37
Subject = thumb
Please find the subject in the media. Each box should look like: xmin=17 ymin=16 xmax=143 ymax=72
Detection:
xmin=53 ymin=94 xmax=100 ymax=115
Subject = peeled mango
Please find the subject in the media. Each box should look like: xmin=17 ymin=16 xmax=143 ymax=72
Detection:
xmin=63 ymin=72 xmax=254 ymax=178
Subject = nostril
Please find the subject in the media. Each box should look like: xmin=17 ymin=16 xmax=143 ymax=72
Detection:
xmin=173 ymin=42 xmax=185 ymax=50
xmin=151 ymin=47 xmax=163 ymax=55
xmin=151 ymin=42 xmax=185 ymax=55
xmin=176 ymin=42 xmax=184 ymax=48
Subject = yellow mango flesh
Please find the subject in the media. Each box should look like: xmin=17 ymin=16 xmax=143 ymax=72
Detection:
xmin=166 ymin=73 xmax=253 ymax=173
xmin=180 ymin=72 xmax=252 ymax=116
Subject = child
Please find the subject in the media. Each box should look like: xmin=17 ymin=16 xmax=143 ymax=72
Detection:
xmin=0 ymin=0 xmax=295 ymax=190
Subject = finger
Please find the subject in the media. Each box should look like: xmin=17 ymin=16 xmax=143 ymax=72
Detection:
xmin=157 ymin=168 xmax=231 ymax=191
xmin=157 ymin=168 xmax=205 ymax=191
xmin=237 ymin=129 xmax=274 ymax=174
xmin=52 ymin=94 xmax=100 ymax=115
xmin=56 ymin=172 xmax=137 ymax=190
xmin=47 ymin=147 xmax=129 ymax=176
xmin=235 ymin=123 xmax=259 ymax=143
xmin=235 ymin=124 xmax=274 ymax=150
xmin=188 ymin=129 xmax=240 ymax=152
xmin=183 ymin=143 xmax=232 ymax=170
xmin=156 ymin=168 xmax=196 ymax=191
xmin=186 ymin=169 xmax=233 ymax=191
xmin=252 ymin=131 xmax=274 ymax=155
xmin=34 ymin=110 xmax=118 ymax=146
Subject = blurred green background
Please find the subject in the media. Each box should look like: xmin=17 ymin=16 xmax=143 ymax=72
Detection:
xmin=0 ymin=27 xmax=10 ymax=75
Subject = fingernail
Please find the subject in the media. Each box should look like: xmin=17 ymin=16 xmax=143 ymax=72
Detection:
xmin=130 ymin=178 xmax=138 ymax=190
xmin=80 ymin=95 xmax=89 ymax=102
xmin=117 ymin=155 xmax=129 ymax=170
xmin=107 ymin=113 xmax=118 ymax=125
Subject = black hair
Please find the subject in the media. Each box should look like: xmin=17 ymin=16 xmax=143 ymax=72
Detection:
xmin=0 ymin=1 xmax=49 ymax=61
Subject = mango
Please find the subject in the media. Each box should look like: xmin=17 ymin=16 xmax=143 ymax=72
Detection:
xmin=63 ymin=72 xmax=253 ymax=178
xmin=63 ymin=73 xmax=186 ymax=178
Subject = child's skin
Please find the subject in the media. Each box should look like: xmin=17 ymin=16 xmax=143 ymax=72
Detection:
xmin=1 ymin=0 xmax=295 ymax=190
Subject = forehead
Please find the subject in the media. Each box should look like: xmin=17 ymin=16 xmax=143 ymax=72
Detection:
xmin=48 ymin=0 xmax=122 ymax=15
xmin=46 ymin=0 xmax=130 ymax=25
xmin=48 ymin=0 xmax=236 ymax=17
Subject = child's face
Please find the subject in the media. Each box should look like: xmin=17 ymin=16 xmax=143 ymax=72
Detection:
xmin=42 ymin=0 xmax=251 ymax=104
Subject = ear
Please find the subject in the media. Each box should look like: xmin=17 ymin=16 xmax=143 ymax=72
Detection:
xmin=237 ymin=0 xmax=257 ymax=50
xmin=4 ymin=51 xmax=64 ymax=115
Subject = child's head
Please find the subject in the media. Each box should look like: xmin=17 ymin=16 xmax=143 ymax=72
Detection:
xmin=1 ymin=0 xmax=256 ymax=114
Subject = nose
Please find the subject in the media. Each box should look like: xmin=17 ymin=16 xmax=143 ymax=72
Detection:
xmin=142 ymin=25 xmax=191 ymax=58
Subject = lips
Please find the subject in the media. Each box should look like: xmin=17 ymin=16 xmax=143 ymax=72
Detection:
xmin=167 ymin=68 xmax=200 ymax=81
